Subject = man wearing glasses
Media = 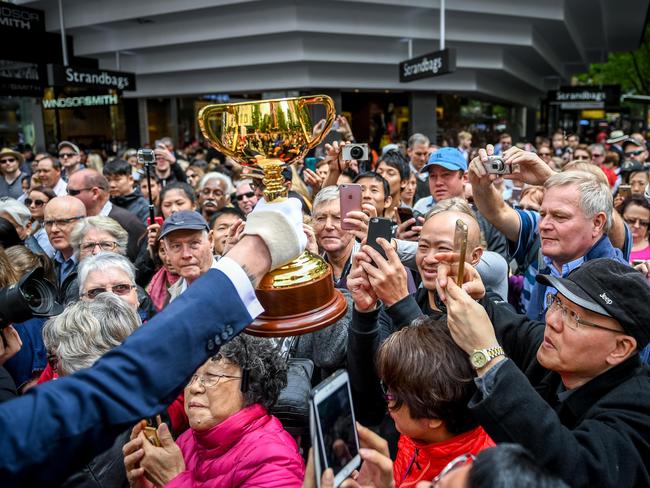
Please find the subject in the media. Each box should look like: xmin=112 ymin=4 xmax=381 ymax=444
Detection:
xmin=622 ymin=138 xmax=648 ymax=166
xmin=43 ymin=196 xmax=87 ymax=304
xmin=0 ymin=148 xmax=29 ymax=199
xmin=439 ymin=257 xmax=650 ymax=487
xmin=234 ymin=179 xmax=259 ymax=215
xmin=58 ymin=141 xmax=83 ymax=180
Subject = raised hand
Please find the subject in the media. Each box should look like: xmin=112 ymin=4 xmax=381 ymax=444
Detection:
xmin=359 ymin=239 xmax=408 ymax=308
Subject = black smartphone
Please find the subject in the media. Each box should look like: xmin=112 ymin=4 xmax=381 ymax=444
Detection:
xmin=366 ymin=217 xmax=392 ymax=260
xmin=396 ymin=207 xmax=414 ymax=230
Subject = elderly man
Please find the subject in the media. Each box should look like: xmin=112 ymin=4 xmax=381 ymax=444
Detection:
xmin=197 ymin=172 xmax=232 ymax=222
xmin=44 ymin=196 xmax=87 ymax=304
xmin=36 ymin=156 xmax=67 ymax=196
xmin=469 ymin=146 xmax=629 ymax=320
xmin=158 ymin=210 xmax=216 ymax=300
xmin=234 ymin=179 xmax=259 ymax=215
xmin=439 ymin=258 xmax=650 ymax=487
xmin=58 ymin=141 xmax=83 ymax=179
xmin=68 ymin=169 xmax=146 ymax=262
xmin=406 ymin=133 xmax=431 ymax=202
xmin=0 ymin=147 xmax=29 ymax=199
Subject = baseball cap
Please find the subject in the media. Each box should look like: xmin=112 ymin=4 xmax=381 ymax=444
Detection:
xmin=58 ymin=141 xmax=80 ymax=154
xmin=622 ymin=138 xmax=644 ymax=149
xmin=420 ymin=147 xmax=467 ymax=173
xmin=158 ymin=211 xmax=210 ymax=240
xmin=536 ymin=259 xmax=650 ymax=348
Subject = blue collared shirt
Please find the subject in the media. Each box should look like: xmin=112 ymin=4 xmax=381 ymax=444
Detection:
xmin=53 ymin=252 xmax=78 ymax=285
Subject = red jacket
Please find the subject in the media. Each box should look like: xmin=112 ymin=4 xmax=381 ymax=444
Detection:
xmin=167 ymin=403 xmax=304 ymax=487
xmin=393 ymin=426 xmax=494 ymax=487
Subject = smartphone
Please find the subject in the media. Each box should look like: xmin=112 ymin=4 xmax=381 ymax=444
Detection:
xmin=618 ymin=184 xmax=632 ymax=199
xmin=396 ymin=207 xmax=414 ymax=227
xmin=453 ymin=219 xmax=468 ymax=284
xmin=147 ymin=216 xmax=164 ymax=226
xmin=367 ymin=217 xmax=393 ymax=260
xmin=144 ymin=415 xmax=162 ymax=447
xmin=339 ymin=184 xmax=362 ymax=230
xmin=305 ymin=157 xmax=318 ymax=172
xmin=311 ymin=370 xmax=361 ymax=487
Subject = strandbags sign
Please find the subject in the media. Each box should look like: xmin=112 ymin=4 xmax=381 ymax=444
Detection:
xmin=399 ymin=48 xmax=456 ymax=82
xmin=42 ymin=94 xmax=119 ymax=109
xmin=47 ymin=65 xmax=136 ymax=91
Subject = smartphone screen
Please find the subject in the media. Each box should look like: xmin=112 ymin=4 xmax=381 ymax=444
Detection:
xmin=340 ymin=184 xmax=362 ymax=230
xmin=396 ymin=207 xmax=414 ymax=229
xmin=453 ymin=219 xmax=468 ymax=284
xmin=313 ymin=375 xmax=360 ymax=484
xmin=367 ymin=217 xmax=392 ymax=260
xmin=619 ymin=185 xmax=632 ymax=199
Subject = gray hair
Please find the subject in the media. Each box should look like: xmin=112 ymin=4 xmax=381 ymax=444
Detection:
xmin=43 ymin=293 xmax=141 ymax=376
xmin=0 ymin=198 xmax=31 ymax=229
xmin=312 ymin=185 xmax=340 ymax=212
xmin=70 ymin=216 xmax=128 ymax=259
xmin=408 ymin=133 xmax=430 ymax=148
xmin=235 ymin=179 xmax=254 ymax=191
xmin=77 ymin=252 xmax=136 ymax=294
xmin=544 ymin=171 xmax=613 ymax=233
xmin=588 ymin=143 xmax=605 ymax=154
xmin=212 ymin=335 xmax=287 ymax=410
xmin=199 ymin=172 xmax=234 ymax=194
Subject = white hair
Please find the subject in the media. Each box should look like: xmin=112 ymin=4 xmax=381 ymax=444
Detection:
xmin=77 ymin=252 xmax=136 ymax=293
xmin=544 ymin=171 xmax=613 ymax=233
xmin=42 ymin=293 xmax=140 ymax=376
xmin=408 ymin=133 xmax=430 ymax=148
xmin=312 ymin=185 xmax=340 ymax=211
xmin=70 ymin=216 xmax=128 ymax=259
xmin=199 ymin=171 xmax=234 ymax=194
xmin=0 ymin=198 xmax=31 ymax=228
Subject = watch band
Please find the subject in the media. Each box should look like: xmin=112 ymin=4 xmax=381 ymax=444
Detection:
xmin=470 ymin=346 xmax=505 ymax=369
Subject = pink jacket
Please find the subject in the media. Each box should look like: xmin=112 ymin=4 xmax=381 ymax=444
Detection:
xmin=166 ymin=403 xmax=304 ymax=488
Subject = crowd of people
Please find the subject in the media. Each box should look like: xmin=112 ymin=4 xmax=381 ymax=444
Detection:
xmin=0 ymin=122 xmax=650 ymax=488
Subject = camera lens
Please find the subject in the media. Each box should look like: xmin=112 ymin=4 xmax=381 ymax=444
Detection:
xmin=21 ymin=280 xmax=54 ymax=315
xmin=350 ymin=146 xmax=363 ymax=159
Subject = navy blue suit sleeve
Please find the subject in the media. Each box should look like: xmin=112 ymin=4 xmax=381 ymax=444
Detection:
xmin=0 ymin=268 xmax=253 ymax=487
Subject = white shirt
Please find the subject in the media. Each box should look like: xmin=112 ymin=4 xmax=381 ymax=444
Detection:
xmin=213 ymin=256 xmax=264 ymax=319
xmin=99 ymin=200 xmax=113 ymax=216
xmin=53 ymin=178 xmax=68 ymax=196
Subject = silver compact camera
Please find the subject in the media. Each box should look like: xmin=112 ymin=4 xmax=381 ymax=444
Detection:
xmin=137 ymin=148 xmax=155 ymax=164
xmin=342 ymin=143 xmax=369 ymax=161
xmin=484 ymin=155 xmax=511 ymax=175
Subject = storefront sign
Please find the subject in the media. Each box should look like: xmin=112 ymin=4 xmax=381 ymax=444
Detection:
xmin=0 ymin=4 xmax=44 ymax=32
xmin=0 ymin=60 xmax=44 ymax=96
xmin=399 ymin=48 xmax=456 ymax=82
xmin=48 ymin=65 xmax=136 ymax=91
xmin=42 ymin=94 xmax=119 ymax=109
xmin=549 ymin=85 xmax=620 ymax=110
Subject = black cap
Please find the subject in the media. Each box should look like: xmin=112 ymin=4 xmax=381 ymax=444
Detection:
xmin=622 ymin=138 xmax=644 ymax=149
xmin=536 ymin=259 xmax=650 ymax=348
xmin=158 ymin=211 xmax=210 ymax=240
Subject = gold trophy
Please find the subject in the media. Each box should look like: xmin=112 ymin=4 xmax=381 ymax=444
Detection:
xmin=198 ymin=95 xmax=348 ymax=336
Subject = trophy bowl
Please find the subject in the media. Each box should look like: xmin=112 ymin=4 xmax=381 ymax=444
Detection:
xmin=198 ymin=95 xmax=348 ymax=337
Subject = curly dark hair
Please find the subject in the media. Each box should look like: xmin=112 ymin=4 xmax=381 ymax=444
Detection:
xmin=212 ymin=335 xmax=287 ymax=410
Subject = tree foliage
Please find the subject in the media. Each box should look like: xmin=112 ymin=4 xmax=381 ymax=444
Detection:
xmin=576 ymin=24 xmax=650 ymax=94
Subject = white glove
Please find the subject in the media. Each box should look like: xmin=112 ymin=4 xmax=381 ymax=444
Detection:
xmin=243 ymin=197 xmax=307 ymax=269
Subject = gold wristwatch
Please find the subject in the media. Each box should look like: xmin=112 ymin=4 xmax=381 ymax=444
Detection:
xmin=470 ymin=346 xmax=505 ymax=370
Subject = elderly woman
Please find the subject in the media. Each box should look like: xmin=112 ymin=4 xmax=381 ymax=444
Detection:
xmin=124 ymin=335 xmax=305 ymax=488
xmin=42 ymin=294 xmax=141 ymax=487
xmin=70 ymin=215 xmax=128 ymax=260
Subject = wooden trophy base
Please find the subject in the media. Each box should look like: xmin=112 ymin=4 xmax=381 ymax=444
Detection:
xmin=246 ymin=259 xmax=348 ymax=337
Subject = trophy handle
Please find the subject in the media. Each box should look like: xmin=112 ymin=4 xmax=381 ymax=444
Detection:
xmin=197 ymin=104 xmax=238 ymax=158
xmin=300 ymin=95 xmax=336 ymax=149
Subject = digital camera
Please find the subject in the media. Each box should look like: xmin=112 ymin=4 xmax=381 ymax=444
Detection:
xmin=342 ymin=143 xmax=369 ymax=161
xmin=483 ymin=155 xmax=511 ymax=175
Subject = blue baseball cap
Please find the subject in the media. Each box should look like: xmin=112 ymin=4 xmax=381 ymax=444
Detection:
xmin=420 ymin=147 xmax=467 ymax=173
xmin=158 ymin=211 xmax=210 ymax=240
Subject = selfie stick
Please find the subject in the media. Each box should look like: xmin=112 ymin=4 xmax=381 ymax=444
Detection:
xmin=144 ymin=155 xmax=156 ymax=224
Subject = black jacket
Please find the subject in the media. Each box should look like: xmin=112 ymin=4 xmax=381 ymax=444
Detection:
xmin=470 ymin=301 xmax=650 ymax=487
xmin=111 ymin=191 xmax=150 ymax=225
xmin=107 ymin=205 xmax=146 ymax=263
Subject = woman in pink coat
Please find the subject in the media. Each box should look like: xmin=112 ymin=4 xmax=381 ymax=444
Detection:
xmin=123 ymin=335 xmax=304 ymax=488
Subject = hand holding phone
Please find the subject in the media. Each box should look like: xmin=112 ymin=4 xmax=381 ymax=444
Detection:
xmin=340 ymin=184 xmax=362 ymax=230
xmin=366 ymin=217 xmax=393 ymax=260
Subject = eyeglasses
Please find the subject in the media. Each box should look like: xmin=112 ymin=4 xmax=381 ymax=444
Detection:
xmin=58 ymin=153 xmax=76 ymax=158
xmin=25 ymin=198 xmax=47 ymax=207
xmin=80 ymin=240 xmax=119 ymax=253
xmin=201 ymin=188 xmax=225 ymax=197
xmin=44 ymin=215 xmax=84 ymax=228
xmin=67 ymin=187 xmax=93 ymax=196
xmin=82 ymin=283 xmax=135 ymax=299
xmin=545 ymin=293 xmax=622 ymax=333
xmin=624 ymin=217 xmax=650 ymax=227
xmin=625 ymin=150 xmax=644 ymax=157
xmin=236 ymin=191 xmax=255 ymax=201
xmin=379 ymin=380 xmax=396 ymax=403
xmin=574 ymin=155 xmax=590 ymax=161
xmin=0 ymin=158 xmax=16 ymax=164
xmin=592 ymin=153 xmax=604 ymax=159
xmin=188 ymin=373 xmax=241 ymax=389
xmin=432 ymin=454 xmax=476 ymax=486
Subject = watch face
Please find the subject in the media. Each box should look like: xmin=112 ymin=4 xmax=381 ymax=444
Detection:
xmin=471 ymin=351 xmax=488 ymax=369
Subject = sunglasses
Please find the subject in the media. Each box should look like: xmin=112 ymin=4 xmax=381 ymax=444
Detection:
xmin=0 ymin=158 xmax=16 ymax=164
xmin=236 ymin=191 xmax=255 ymax=201
xmin=67 ymin=187 xmax=92 ymax=196
xmin=58 ymin=153 xmax=77 ymax=158
xmin=625 ymin=150 xmax=644 ymax=157
xmin=25 ymin=198 xmax=47 ymax=207
xmin=82 ymin=283 xmax=135 ymax=299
